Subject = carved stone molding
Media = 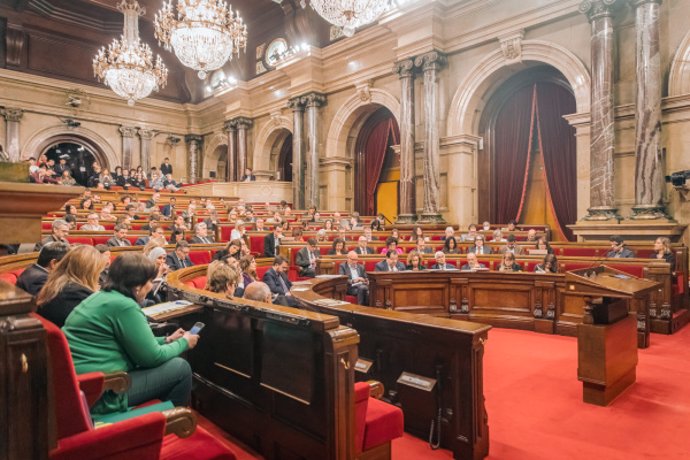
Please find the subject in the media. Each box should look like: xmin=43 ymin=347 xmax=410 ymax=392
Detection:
xmin=394 ymin=58 xmax=416 ymax=79
xmin=632 ymin=0 xmax=662 ymax=7
xmin=355 ymin=80 xmax=373 ymax=103
xmin=270 ymin=109 xmax=283 ymax=126
xmin=185 ymin=134 xmax=203 ymax=144
xmin=499 ymin=30 xmax=525 ymax=64
xmin=137 ymin=128 xmax=155 ymax=139
xmin=301 ymin=92 xmax=327 ymax=108
xmin=233 ymin=117 xmax=254 ymax=130
xmin=223 ymin=119 xmax=238 ymax=132
xmin=0 ymin=108 xmax=24 ymax=122
xmin=287 ymin=96 xmax=305 ymax=111
xmin=119 ymin=126 xmax=137 ymax=138
xmin=579 ymin=0 xmax=620 ymax=22
xmin=414 ymin=51 xmax=447 ymax=72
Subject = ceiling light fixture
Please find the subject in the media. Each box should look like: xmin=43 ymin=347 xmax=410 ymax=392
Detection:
xmin=306 ymin=0 xmax=393 ymax=37
xmin=93 ymin=0 xmax=168 ymax=106
xmin=154 ymin=0 xmax=248 ymax=79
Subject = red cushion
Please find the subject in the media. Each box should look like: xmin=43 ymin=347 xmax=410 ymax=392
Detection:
xmin=345 ymin=295 xmax=357 ymax=304
xmin=256 ymin=266 xmax=270 ymax=279
xmin=92 ymin=236 xmax=110 ymax=245
xmin=364 ymin=261 xmax=378 ymax=272
xmin=189 ymin=251 xmax=211 ymax=265
xmin=191 ymin=276 xmax=207 ymax=290
xmin=67 ymin=236 xmax=94 ymax=245
xmin=0 ymin=272 xmax=18 ymax=285
xmin=362 ymin=397 xmax=404 ymax=451
xmin=607 ymin=263 xmax=645 ymax=278
xmin=249 ymin=235 xmax=266 ymax=255
xmin=354 ymin=383 xmax=370 ymax=454
xmin=160 ymin=427 xmax=236 ymax=460
xmin=42 ymin=222 xmax=53 ymax=230
xmin=219 ymin=226 xmax=232 ymax=242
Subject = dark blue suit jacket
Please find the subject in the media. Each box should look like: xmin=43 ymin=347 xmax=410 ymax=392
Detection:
xmin=262 ymin=268 xmax=291 ymax=295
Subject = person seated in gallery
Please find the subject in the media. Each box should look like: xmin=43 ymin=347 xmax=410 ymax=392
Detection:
xmin=651 ymin=237 xmax=675 ymax=266
xmin=443 ymin=236 xmax=461 ymax=254
xmin=482 ymin=221 xmax=492 ymax=231
xmin=80 ymin=213 xmax=106 ymax=232
xmin=189 ymin=222 xmax=215 ymax=244
xmin=262 ymin=256 xmax=299 ymax=307
xmin=415 ymin=238 xmax=434 ymax=255
xmin=461 ymin=223 xmax=479 ymax=242
xmin=430 ymin=251 xmax=456 ymax=270
xmin=255 ymin=218 xmax=266 ymax=232
xmin=161 ymin=197 xmax=177 ymax=218
xmin=106 ymin=224 xmax=131 ymax=247
xmin=135 ymin=225 xmax=167 ymax=246
xmin=17 ymin=242 xmax=70 ymax=296
xmin=606 ymin=235 xmax=635 ymax=258
xmin=525 ymin=228 xmax=538 ymax=242
xmin=213 ymin=239 xmax=242 ymax=263
xmin=323 ymin=219 xmax=335 ymax=232
xmin=263 ymin=224 xmax=284 ymax=257
xmin=205 ymin=260 xmax=240 ymax=298
xmin=243 ymin=281 xmax=272 ymax=303
xmin=370 ymin=213 xmax=386 ymax=231
xmin=36 ymin=219 xmax=71 ymax=251
xmin=408 ymin=226 xmax=427 ymax=243
xmin=534 ymin=254 xmax=559 ymax=274
xmin=443 ymin=226 xmax=456 ymax=241
xmin=492 ymin=229 xmax=507 ymax=242
xmin=533 ymin=237 xmax=554 ymax=254
xmin=163 ymin=173 xmax=180 ymax=192
xmin=380 ymin=236 xmax=403 ymax=255
xmin=170 ymin=229 xmax=186 ymax=245
xmin=296 ymin=238 xmax=320 ymax=278
xmin=355 ymin=235 xmax=374 ymax=255
xmin=170 ymin=215 xmax=188 ymax=234
xmin=35 ymin=245 xmax=105 ymax=327
xmin=502 ymin=219 xmax=518 ymax=232
xmin=460 ymin=252 xmax=487 ymax=271
xmin=498 ymin=252 xmax=522 ymax=272
xmin=406 ymin=250 xmax=426 ymax=271
xmin=468 ymin=235 xmax=492 ymax=255
xmin=240 ymin=255 xmax=258 ymax=290
xmin=328 ymin=238 xmax=348 ymax=256
xmin=500 ymin=234 xmax=524 ymax=255
xmin=240 ymin=167 xmax=256 ymax=182
xmin=63 ymin=253 xmax=199 ymax=415
xmin=166 ymin=241 xmax=194 ymax=271
xmin=339 ymin=251 xmax=369 ymax=305
xmin=375 ymin=250 xmax=406 ymax=272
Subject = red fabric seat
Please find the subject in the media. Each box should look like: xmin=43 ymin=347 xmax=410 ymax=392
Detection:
xmin=92 ymin=236 xmax=110 ymax=245
xmin=189 ymin=251 xmax=211 ymax=265
xmin=67 ymin=236 xmax=94 ymax=245
xmin=0 ymin=272 xmax=18 ymax=285
xmin=256 ymin=266 xmax=270 ymax=279
xmin=354 ymin=382 xmax=404 ymax=455
xmin=249 ymin=235 xmax=266 ymax=256
xmin=191 ymin=276 xmax=208 ymax=290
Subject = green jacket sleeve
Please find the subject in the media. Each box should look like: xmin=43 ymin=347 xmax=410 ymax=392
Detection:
xmin=112 ymin=301 xmax=189 ymax=369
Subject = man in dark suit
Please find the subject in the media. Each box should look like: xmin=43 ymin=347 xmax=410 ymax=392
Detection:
xmin=16 ymin=242 xmax=69 ymax=296
xmin=106 ymin=224 xmax=131 ymax=247
xmin=262 ymin=256 xmax=299 ymax=307
xmin=374 ymin=250 xmax=406 ymax=272
xmin=35 ymin=219 xmax=71 ymax=252
xmin=606 ymin=235 xmax=635 ymax=258
xmin=430 ymin=251 xmax=456 ymax=270
xmin=355 ymin=236 xmax=374 ymax=255
xmin=189 ymin=222 xmax=215 ymax=244
xmin=468 ymin=235 xmax=492 ymax=255
xmin=295 ymin=238 xmax=320 ymax=278
xmin=263 ymin=224 xmax=284 ymax=257
xmin=161 ymin=197 xmax=176 ymax=218
xmin=339 ymin=251 xmax=369 ymax=305
xmin=160 ymin=157 xmax=173 ymax=176
xmin=240 ymin=167 xmax=256 ymax=182
xmin=166 ymin=241 xmax=194 ymax=271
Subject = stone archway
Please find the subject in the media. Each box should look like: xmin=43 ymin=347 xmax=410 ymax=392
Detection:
xmin=203 ymin=132 xmax=228 ymax=178
xmin=22 ymin=124 xmax=117 ymax=169
xmin=669 ymin=30 xmax=690 ymax=97
xmin=253 ymin=115 xmax=292 ymax=173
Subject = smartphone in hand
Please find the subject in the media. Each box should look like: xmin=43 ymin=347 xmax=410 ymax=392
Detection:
xmin=189 ymin=322 xmax=205 ymax=335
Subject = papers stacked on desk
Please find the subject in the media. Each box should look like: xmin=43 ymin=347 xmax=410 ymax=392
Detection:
xmin=142 ymin=300 xmax=194 ymax=319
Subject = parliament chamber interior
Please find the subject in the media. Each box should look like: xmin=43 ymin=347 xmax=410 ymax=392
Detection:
xmin=2 ymin=0 xmax=690 ymax=459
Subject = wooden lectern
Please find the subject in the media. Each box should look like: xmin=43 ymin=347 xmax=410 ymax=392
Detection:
xmin=565 ymin=265 xmax=660 ymax=406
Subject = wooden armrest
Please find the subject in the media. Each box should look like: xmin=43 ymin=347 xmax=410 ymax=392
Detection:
xmin=103 ymin=371 xmax=130 ymax=394
xmin=367 ymin=380 xmax=385 ymax=399
xmin=162 ymin=407 xmax=197 ymax=438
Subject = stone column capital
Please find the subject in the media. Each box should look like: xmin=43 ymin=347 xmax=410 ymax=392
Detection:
xmin=287 ymin=96 xmax=305 ymax=111
xmin=224 ymin=119 xmax=238 ymax=132
xmin=185 ymin=134 xmax=203 ymax=144
xmin=393 ymin=58 xmax=416 ymax=79
xmin=233 ymin=117 xmax=254 ymax=129
xmin=632 ymin=0 xmax=661 ymax=7
xmin=137 ymin=128 xmax=155 ymax=140
xmin=119 ymin=125 xmax=137 ymax=138
xmin=414 ymin=51 xmax=447 ymax=73
xmin=301 ymin=92 xmax=327 ymax=108
xmin=1 ymin=107 xmax=24 ymax=122
xmin=579 ymin=0 xmax=621 ymax=22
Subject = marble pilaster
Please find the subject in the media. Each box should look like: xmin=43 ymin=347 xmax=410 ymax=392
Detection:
xmin=579 ymin=0 xmax=620 ymax=221
xmin=137 ymin=128 xmax=155 ymax=173
xmin=288 ymin=96 xmax=306 ymax=209
xmin=224 ymin=120 xmax=238 ymax=182
xmin=234 ymin=117 xmax=253 ymax=181
xmin=185 ymin=135 xmax=202 ymax=184
xmin=394 ymin=58 xmax=417 ymax=224
xmin=631 ymin=0 xmax=668 ymax=220
xmin=119 ymin=126 xmax=136 ymax=170
xmin=301 ymin=92 xmax=327 ymax=209
xmin=1 ymin=107 xmax=23 ymax=162
xmin=414 ymin=51 xmax=447 ymax=224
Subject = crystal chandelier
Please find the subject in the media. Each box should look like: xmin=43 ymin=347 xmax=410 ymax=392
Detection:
xmin=154 ymin=0 xmax=248 ymax=79
xmin=307 ymin=0 xmax=392 ymax=37
xmin=93 ymin=0 xmax=168 ymax=106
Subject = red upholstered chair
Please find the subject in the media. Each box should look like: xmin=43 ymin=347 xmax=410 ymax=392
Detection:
xmin=36 ymin=314 xmax=237 ymax=460
xmin=191 ymin=276 xmax=208 ymax=290
xmin=354 ymin=382 xmax=404 ymax=460
xmin=189 ymin=251 xmax=212 ymax=265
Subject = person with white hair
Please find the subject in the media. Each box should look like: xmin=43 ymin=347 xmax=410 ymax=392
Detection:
xmin=189 ymin=222 xmax=215 ymax=244
xmin=243 ymin=281 xmax=272 ymax=303
xmin=35 ymin=219 xmax=71 ymax=251
xmin=430 ymin=251 xmax=456 ymax=270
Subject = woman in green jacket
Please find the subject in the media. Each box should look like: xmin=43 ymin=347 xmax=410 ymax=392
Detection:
xmin=63 ymin=252 xmax=199 ymax=415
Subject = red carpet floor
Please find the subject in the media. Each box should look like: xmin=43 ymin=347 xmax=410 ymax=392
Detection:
xmin=200 ymin=325 xmax=690 ymax=460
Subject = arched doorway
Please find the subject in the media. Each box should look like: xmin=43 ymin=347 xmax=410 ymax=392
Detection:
xmin=42 ymin=140 xmax=103 ymax=186
xmin=267 ymin=129 xmax=292 ymax=181
xmin=354 ymin=107 xmax=400 ymax=219
xmin=213 ymin=146 xmax=228 ymax=180
xmin=479 ymin=66 xmax=577 ymax=240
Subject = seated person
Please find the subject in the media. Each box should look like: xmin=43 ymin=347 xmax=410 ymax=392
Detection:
xmin=262 ymin=256 xmax=299 ymax=307
xmin=380 ymin=236 xmax=403 ymax=255
xmin=213 ymin=239 xmax=242 ymax=262
xmin=533 ymin=237 xmax=554 ymax=254
xmin=240 ymin=255 xmax=257 ymax=289
xmin=296 ymin=238 xmax=320 ymax=278
xmin=500 ymin=234 xmax=524 ymax=255
xmin=652 ymin=237 xmax=675 ymax=265
xmin=492 ymin=229 xmax=506 ymax=243
xmin=145 ymin=247 xmax=169 ymax=305
xmin=135 ymin=225 xmax=167 ymax=246
xmin=338 ymin=251 xmax=369 ymax=305
xmin=502 ymin=219 xmax=517 ymax=232
xmin=189 ymin=222 xmax=215 ymax=244
xmin=205 ymin=260 xmax=239 ymax=298
xmin=430 ymin=251 xmax=456 ymax=270
xmin=498 ymin=252 xmax=522 ymax=272
xmin=460 ymin=252 xmax=486 ymax=271
xmin=443 ymin=226 xmax=456 ymax=241
xmin=263 ymin=224 xmax=284 ymax=257
xmin=374 ymin=250 xmax=406 ymax=272
xmin=36 ymin=219 xmax=70 ymax=251
xmin=526 ymin=228 xmax=538 ymax=242
xmin=80 ymin=213 xmax=105 ymax=232
xmin=415 ymin=238 xmax=434 ymax=255
xmin=63 ymin=253 xmax=199 ymax=415
xmin=606 ymin=235 xmax=635 ymax=258
xmin=461 ymin=223 xmax=478 ymax=242
xmin=166 ymin=241 xmax=193 ymax=271
xmin=17 ymin=242 xmax=70 ymax=296
xmin=36 ymin=245 xmax=105 ymax=327
xmin=406 ymin=250 xmax=426 ymax=271
xmin=243 ymin=281 xmax=273 ymax=303
xmin=482 ymin=221 xmax=491 ymax=231
xmin=328 ymin=238 xmax=348 ymax=256
xmin=534 ymin=254 xmax=558 ymax=274
xmin=106 ymin=224 xmax=131 ymax=247
xmin=409 ymin=226 xmax=426 ymax=243
xmin=468 ymin=235 xmax=492 ymax=255
xmin=443 ymin=236 xmax=461 ymax=254
xmin=355 ymin=235 xmax=374 ymax=255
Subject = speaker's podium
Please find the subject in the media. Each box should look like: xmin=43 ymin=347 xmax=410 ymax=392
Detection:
xmin=565 ymin=265 xmax=660 ymax=406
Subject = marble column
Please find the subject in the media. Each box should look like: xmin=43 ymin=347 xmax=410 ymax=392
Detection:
xmin=394 ymin=58 xmax=417 ymax=224
xmin=235 ymin=117 xmax=253 ymax=180
xmin=302 ymin=92 xmax=327 ymax=209
xmin=1 ymin=108 xmax=23 ymax=162
xmin=288 ymin=96 xmax=306 ymax=209
xmin=224 ymin=120 xmax=238 ymax=182
xmin=137 ymin=128 xmax=155 ymax=173
xmin=414 ymin=51 xmax=447 ymax=223
xmin=119 ymin=126 xmax=136 ymax=170
xmin=185 ymin=135 xmax=202 ymax=184
xmin=631 ymin=0 xmax=667 ymax=219
xmin=580 ymin=0 xmax=620 ymax=221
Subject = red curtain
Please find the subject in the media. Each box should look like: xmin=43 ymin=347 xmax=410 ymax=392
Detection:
xmin=534 ymin=83 xmax=577 ymax=241
xmin=494 ymin=84 xmax=536 ymax=223
xmin=362 ymin=115 xmax=400 ymax=216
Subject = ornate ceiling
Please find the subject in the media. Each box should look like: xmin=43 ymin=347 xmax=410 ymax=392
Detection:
xmin=0 ymin=0 xmax=330 ymax=103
